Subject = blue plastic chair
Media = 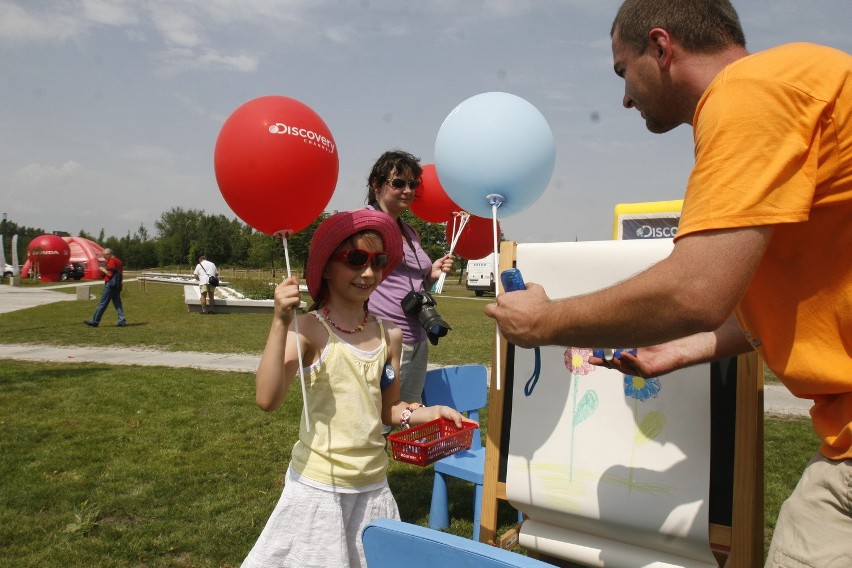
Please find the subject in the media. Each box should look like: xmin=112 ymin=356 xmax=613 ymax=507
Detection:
xmin=422 ymin=364 xmax=489 ymax=541
xmin=362 ymin=519 xmax=555 ymax=568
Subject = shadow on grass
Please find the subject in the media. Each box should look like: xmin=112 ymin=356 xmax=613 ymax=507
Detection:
xmin=387 ymin=460 xmax=522 ymax=541
xmin=0 ymin=363 xmax=114 ymax=383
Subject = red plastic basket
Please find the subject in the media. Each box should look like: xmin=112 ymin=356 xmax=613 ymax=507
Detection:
xmin=388 ymin=418 xmax=476 ymax=467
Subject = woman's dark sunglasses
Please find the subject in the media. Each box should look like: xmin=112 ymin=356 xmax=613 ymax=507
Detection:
xmin=388 ymin=178 xmax=421 ymax=190
xmin=332 ymin=249 xmax=390 ymax=270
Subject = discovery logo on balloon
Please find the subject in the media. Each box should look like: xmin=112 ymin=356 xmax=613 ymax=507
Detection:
xmin=268 ymin=123 xmax=336 ymax=154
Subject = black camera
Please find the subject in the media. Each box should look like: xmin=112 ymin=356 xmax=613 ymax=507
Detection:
xmin=401 ymin=290 xmax=452 ymax=345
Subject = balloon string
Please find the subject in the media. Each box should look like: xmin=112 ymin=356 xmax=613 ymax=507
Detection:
xmin=491 ymin=204 xmax=502 ymax=391
xmin=282 ymin=234 xmax=311 ymax=433
xmin=452 ymin=212 xmax=471 ymax=250
xmin=432 ymin=216 xmax=457 ymax=295
xmin=433 ymin=271 xmax=447 ymax=294
xmin=434 ymin=211 xmax=470 ymax=294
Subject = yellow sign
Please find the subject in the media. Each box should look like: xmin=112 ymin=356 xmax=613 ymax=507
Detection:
xmin=613 ymin=199 xmax=683 ymax=240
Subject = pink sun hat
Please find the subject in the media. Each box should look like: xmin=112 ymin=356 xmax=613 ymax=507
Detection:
xmin=305 ymin=210 xmax=403 ymax=302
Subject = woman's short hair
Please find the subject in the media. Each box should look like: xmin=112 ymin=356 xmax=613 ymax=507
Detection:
xmin=366 ymin=150 xmax=422 ymax=205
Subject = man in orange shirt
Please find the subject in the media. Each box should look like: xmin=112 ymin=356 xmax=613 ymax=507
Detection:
xmin=486 ymin=1 xmax=851 ymax=565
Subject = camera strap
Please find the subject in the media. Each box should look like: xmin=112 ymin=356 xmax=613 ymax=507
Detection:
xmin=396 ymin=217 xmax=429 ymax=295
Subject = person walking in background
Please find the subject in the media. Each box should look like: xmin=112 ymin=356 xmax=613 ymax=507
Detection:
xmin=364 ymin=150 xmax=454 ymax=411
xmin=487 ymin=1 xmax=851 ymax=565
xmin=193 ymin=254 xmax=218 ymax=314
xmin=84 ymin=248 xmax=126 ymax=328
xmin=242 ymin=210 xmax=467 ymax=568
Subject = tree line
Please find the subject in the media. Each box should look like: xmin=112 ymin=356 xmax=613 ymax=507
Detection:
xmin=1 ymin=208 xmax=457 ymax=272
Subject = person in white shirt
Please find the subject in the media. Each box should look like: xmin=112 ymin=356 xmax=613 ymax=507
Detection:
xmin=193 ymin=254 xmax=219 ymax=314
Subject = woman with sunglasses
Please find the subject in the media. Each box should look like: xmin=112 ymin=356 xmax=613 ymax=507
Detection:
xmin=243 ymin=210 xmax=466 ymax=568
xmin=365 ymin=150 xmax=455 ymax=411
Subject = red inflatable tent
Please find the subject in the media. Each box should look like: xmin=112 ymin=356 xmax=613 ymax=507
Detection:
xmin=21 ymin=236 xmax=105 ymax=281
xmin=65 ymin=236 xmax=105 ymax=280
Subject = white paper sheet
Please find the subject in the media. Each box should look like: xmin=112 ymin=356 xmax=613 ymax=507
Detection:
xmin=506 ymin=240 xmax=717 ymax=568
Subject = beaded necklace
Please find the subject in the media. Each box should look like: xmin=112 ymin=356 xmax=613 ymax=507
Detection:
xmin=321 ymin=305 xmax=368 ymax=334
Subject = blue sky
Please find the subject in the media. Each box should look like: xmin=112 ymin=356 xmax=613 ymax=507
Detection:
xmin=2 ymin=0 xmax=850 ymax=244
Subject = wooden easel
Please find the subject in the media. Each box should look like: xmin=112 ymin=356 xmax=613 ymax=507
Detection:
xmin=479 ymin=241 xmax=764 ymax=567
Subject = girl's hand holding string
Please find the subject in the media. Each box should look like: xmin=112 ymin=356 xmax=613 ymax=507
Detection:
xmin=255 ymin=276 xmax=303 ymax=412
xmin=272 ymin=276 xmax=302 ymax=325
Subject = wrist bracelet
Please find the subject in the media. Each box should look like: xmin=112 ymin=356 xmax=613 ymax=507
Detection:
xmin=400 ymin=403 xmax=424 ymax=429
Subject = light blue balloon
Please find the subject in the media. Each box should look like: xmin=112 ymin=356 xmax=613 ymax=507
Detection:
xmin=434 ymin=92 xmax=555 ymax=218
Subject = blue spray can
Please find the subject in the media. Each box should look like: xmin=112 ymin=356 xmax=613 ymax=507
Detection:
xmin=592 ymin=348 xmax=637 ymax=360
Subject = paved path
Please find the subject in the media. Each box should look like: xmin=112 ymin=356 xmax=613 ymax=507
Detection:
xmin=0 ymin=283 xmax=80 ymax=314
xmin=0 ymin=342 xmax=261 ymax=373
xmin=0 ymin=284 xmax=813 ymax=417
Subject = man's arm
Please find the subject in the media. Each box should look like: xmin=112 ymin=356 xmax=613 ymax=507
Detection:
xmin=485 ymin=226 xmax=772 ymax=349
xmin=100 ymin=259 xmax=115 ymax=278
xmin=595 ymin=315 xmax=754 ymax=378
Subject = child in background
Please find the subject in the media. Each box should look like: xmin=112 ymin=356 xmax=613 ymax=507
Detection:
xmin=242 ymin=210 xmax=468 ymax=568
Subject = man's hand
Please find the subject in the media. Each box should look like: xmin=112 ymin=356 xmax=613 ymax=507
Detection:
xmin=484 ymin=283 xmax=551 ymax=348
xmin=588 ymin=344 xmax=687 ymax=379
xmin=588 ymin=318 xmax=753 ymax=378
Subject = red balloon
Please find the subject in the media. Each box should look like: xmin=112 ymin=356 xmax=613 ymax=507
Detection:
xmin=410 ymin=164 xmax=461 ymax=223
xmin=214 ymin=96 xmax=339 ymax=236
xmin=27 ymin=234 xmax=71 ymax=282
xmin=447 ymin=214 xmax=500 ymax=260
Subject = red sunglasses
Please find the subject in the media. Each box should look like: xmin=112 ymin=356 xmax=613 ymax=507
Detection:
xmin=332 ymin=249 xmax=390 ymax=270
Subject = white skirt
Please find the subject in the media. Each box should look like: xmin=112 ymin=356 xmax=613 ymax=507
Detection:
xmin=241 ymin=470 xmax=400 ymax=568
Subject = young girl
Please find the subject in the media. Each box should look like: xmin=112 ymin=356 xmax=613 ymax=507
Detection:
xmin=242 ymin=210 xmax=468 ymax=568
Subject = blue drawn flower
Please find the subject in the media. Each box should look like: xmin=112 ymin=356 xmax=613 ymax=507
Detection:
xmin=623 ymin=375 xmax=661 ymax=401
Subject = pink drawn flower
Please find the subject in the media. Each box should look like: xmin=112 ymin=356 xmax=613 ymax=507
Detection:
xmin=564 ymin=347 xmax=595 ymax=375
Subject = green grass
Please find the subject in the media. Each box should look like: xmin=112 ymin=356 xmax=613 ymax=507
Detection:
xmin=0 ymin=362 xmax=294 ymax=566
xmin=0 ymin=360 xmax=518 ymax=567
xmin=427 ymin=292 xmax=496 ymax=366
xmin=0 ymin=279 xmax=271 ymax=354
xmin=0 ymin=279 xmax=819 ymax=565
xmin=0 ymin=278 xmax=493 ymax=362
xmin=763 ymin=416 xmax=820 ymax=551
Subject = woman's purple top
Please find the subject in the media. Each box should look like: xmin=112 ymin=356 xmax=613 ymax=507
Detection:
xmin=369 ymin=219 xmax=432 ymax=344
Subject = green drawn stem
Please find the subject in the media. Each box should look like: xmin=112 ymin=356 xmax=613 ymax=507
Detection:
xmin=628 ymin=397 xmax=638 ymax=496
xmin=569 ymin=374 xmax=579 ymax=482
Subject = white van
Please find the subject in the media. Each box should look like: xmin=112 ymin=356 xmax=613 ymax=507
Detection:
xmin=465 ymin=253 xmax=496 ymax=296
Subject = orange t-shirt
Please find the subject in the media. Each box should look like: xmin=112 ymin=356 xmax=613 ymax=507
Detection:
xmin=676 ymin=43 xmax=852 ymax=459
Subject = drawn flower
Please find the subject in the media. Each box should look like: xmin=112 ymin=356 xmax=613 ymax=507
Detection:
xmin=623 ymin=375 xmax=661 ymax=401
xmin=564 ymin=347 xmax=595 ymax=375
